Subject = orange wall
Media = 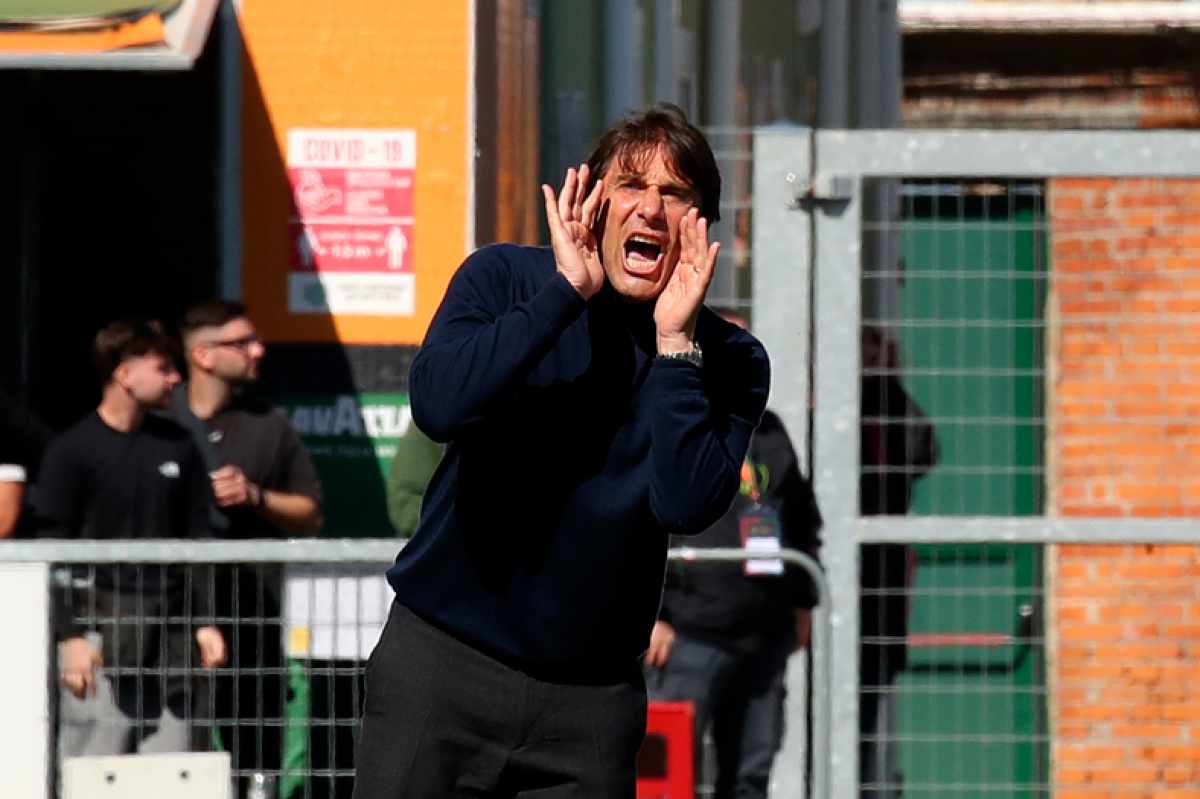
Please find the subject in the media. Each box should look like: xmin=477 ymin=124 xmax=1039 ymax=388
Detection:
xmin=239 ymin=0 xmax=471 ymax=344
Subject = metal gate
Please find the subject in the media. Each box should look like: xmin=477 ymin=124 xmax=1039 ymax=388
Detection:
xmin=753 ymin=130 xmax=1200 ymax=797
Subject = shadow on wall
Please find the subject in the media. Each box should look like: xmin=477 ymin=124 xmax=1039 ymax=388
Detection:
xmin=239 ymin=24 xmax=403 ymax=539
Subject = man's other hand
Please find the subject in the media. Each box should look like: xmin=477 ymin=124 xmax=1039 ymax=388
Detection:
xmin=654 ymin=208 xmax=719 ymax=353
xmin=195 ymin=625 xmax=227 ymax=668
xmin=643 ymin=620 xmax=676 ymax=668
xmin=60 ymin=636 xmax=103 ymax=699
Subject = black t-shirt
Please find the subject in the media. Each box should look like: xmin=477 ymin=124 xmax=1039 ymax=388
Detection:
xmin=35 ymin=412 xmax=213 ymax=652
xmin=36 ymin=412 xmax=211 ymax=544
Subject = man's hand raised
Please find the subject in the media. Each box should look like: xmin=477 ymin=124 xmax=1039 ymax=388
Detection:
xmin=654 ymin=208 xmax=720 ymax=354
xmin=542 ymin=163 xmax=605 ymax=300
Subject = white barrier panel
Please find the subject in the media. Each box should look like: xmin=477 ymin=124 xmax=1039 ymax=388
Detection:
xmin=0 ymin=562 xmax=48 ymax=798
xmin=63 ymin=751 xmax=231 ymax=799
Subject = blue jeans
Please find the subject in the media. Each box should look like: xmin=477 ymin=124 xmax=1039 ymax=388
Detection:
xmin=645 ymin=632 xmax=793 ymax=799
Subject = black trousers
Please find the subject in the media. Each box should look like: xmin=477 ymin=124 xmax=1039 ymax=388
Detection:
xmin=352 ymin=602 xmax=647 ymax=799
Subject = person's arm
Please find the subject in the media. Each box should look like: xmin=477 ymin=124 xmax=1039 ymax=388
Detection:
xmin=758 ymin=412 xmax=823 ymax=612
xmin=258 ymin=489 xmax=322 ymax=534
xmin=268 ymin=420 xmax=323 ymax=534
xmin=385 ymin=424 xmax=443 ymax=536
xmin=177 ymin=443 xmax=224 ymax=663
xmin=210 ymin=464 xmax=322 ymax=535
xmin=412 ymin=167 xmax=604 ymax=443
xmin=409 ymin=248 xmax=587 ymax=442
xmin=209 ymin=420 xmax=323 ymax=535
xmin=645 ymin=351 xmax=768 ymax=535
xmin=752 ymin=410 xmax=823 ymax=651
xmin=0 ymin=469 xmax=25 ymax=538
xmin=644 ymin=209 xmax=769 ymax=534
xmin=0 ymin=398 xmax=51 ymax=538
xmin=33 ymin=438 xmax=81 ymax=541
xmin=35 ymin=438 xmax=97 ymax=688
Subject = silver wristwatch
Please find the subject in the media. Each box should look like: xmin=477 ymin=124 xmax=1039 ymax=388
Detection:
xmin=656 ymin=342 xmax=703 ymax=367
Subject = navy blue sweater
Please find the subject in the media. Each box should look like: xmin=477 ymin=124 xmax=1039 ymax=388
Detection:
xmin=388 ymin=244 xmax=770 ymax=681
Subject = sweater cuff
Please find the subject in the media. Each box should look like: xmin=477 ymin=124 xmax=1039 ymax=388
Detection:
xmin=530 ymin=272 xmax=588 ymax=335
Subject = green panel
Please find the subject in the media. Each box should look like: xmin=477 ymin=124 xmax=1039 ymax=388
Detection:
xmin=896 ymin=545 xmax=1046 ymax=799
xmin=276 ymin=392 xmax=409 ymax=538
xmin=899 ymin=207 xmax=1047 ymax=517
xmin=886 ymin=186 xmax=1049 ymax=798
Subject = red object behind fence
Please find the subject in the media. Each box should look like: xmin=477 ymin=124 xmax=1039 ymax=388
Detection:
xmin=635 ymin=701 xmax=695 ymax=799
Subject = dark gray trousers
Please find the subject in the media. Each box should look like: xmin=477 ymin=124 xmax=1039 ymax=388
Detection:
xmin=352 ymin=602 xmax=647 ymax=799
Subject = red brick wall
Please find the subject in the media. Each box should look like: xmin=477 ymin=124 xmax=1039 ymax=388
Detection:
xmin=1050 ymin=177 xmax=1200 ymax=794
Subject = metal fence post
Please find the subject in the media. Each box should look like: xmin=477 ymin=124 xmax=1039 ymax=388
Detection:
xmin=751 ymin=127 xmax=814 ymax=475
xmin=813 ymin=168 xmax=863 ymax=798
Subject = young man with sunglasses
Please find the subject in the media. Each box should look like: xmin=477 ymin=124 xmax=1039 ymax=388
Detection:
xmin=174 ymin=300 xmax=323 ymax=789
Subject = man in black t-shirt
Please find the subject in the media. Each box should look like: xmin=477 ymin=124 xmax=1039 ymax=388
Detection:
xmin=173 ymin=300 xmax=323 ymax=790
xmin=36 ymin=319 xmax=226 ymax=758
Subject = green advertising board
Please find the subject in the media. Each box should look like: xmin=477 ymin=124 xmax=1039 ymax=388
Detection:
xmin=277 ymin=391 xmax=410 ymax=537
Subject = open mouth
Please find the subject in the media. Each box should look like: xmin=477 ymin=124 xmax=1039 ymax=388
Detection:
xmin=623 ymin=234 xmax=664 ymax=275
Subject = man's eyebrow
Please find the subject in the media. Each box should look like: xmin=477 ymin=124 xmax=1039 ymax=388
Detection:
xmin=613 ymin=171 xmax=694 ymax=193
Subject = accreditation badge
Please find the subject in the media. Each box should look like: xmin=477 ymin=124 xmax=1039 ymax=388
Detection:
xmin=739 ymin=505 xmax=784 ymax=576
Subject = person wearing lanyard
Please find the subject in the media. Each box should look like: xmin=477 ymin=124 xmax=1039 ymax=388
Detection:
xmin=646 ymin=405 xmax=822 ymax=799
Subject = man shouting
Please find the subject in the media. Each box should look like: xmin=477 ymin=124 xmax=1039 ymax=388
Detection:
xmin=354 ymin=104 xmax=770 ymax=799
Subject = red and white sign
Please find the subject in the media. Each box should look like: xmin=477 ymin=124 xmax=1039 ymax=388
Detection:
xmin=287 ymin=129 xmax=416 ymax=316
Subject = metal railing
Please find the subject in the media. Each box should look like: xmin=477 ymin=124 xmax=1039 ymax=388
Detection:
xmin=0 ymin=540 xmax=828 ymax=799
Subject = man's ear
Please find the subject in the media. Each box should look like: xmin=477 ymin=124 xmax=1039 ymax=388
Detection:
xmin=112 ymin=362 xmax=131 ymax=391
xmin=189 ymin=341 xmax=211 ymax=370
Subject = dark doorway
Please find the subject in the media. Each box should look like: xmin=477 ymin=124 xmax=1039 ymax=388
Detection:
xmin=2 ymin=29 xmax=224 ymax=430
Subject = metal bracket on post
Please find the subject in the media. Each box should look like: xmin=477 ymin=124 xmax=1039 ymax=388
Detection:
xmin=788 ymin=172 xmax=854 ymax=210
